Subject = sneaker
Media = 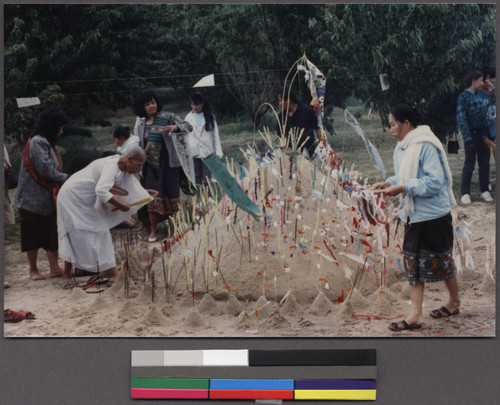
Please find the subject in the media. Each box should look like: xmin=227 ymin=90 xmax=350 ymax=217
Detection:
xmin=460 ymin=194 xmax=472 ymax=205
xmin=480 ymin=191 xmax=493 ymax=202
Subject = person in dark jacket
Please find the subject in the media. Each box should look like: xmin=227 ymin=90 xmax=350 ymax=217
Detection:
xmin=276 ymin=87 xmax=322 ymax=157
xmin=14 ymin=109 xmax=69 ymax=280
xmin=456 ymin=69 xmax=493 ymax=204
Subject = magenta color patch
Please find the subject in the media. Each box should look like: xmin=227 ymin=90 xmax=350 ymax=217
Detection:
xmin=131 ymin=388 xmax=209 ymax=399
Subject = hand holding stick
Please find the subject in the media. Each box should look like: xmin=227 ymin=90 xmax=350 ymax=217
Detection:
xmin=108 ymin=197 xmax=131 ymax=212
xmin=370 ymin=182 xmax=404 ymax=197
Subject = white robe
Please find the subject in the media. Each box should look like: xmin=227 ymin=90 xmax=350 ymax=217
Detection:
xmin=57 ymin=155 xmax=149 ymax=271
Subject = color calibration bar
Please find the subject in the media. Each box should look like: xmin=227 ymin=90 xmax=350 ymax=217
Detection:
xmin=131 ymin=349 xmax=377 ymax=401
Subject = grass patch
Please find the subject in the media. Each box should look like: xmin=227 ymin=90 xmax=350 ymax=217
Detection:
xmin=70 ymin=98 xmax=496 ymax=194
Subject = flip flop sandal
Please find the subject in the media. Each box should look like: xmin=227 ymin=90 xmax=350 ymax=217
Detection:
xmin=430 ymin=306 xmax=459 ymax=318
xmin=85 ymin=277 xmax=109 ymax=286
xmin=63 ymin=280 xmax=76 ymax=290
xmin=84 ymin=285 xmax=103 ymax=294
xmin=85 ymin=274 xmax=109 ymax=284
xmin=388 ymin=320 xmax=423 ymax=331
xmin=81 ymin=283 xmax=99 ymax=291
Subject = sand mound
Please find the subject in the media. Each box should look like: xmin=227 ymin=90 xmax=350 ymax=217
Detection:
xmin=109 ymin=270 xmax=125 ymax=292
xmin=142 ymin=304 xmax=168 ymax=326
xmin=109 ymin=270 xmax=141 ymax=298
xmin=176 ymin=291 xmax=196 ymax=307
xmin=389 ymin=281 xmax=404 ymax=294
xmin=224 ymin=294 xmax=244 ymax=316
xmin=90 ymin=294 xmax=109 ymax=310
xmin=370 ymin=293 xmax=397 ymax=316
xmin=234 ymin=311 xmax=257 ymax=331
xmin=184 ymin=308 xmax=207 ymax=328
xmin=198 ymin=293 xmax=219 ymax=315
xmin=254 ymin=295 xmax=268 ymax=308
xmin=119 ymin=299 xmax=143 ymax=319
xmin=255 ymin=301 xmax=278 ymax=319
xmin=479 ymin=274 xmax=495 ymax=293
xmin=308 ymin=291 xmax=335 ymax=316
xmin=134 ymin=281 xmax=154 ymax=305
xmin=260 ymin=307 xmax=291 ymax=330
xmin=370 ymin=286 xmax=399 ymax=304
xmin=280 ymin=291 xmax=304 ymax=316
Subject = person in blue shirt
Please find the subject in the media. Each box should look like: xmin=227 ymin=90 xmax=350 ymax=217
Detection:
xmin=478 ymin=66 xmax=496 ymax=141
xmin=371 ymin=103 xmax=459 ymax=331
xmin=456 ymin=69 xmax=493 ymax=204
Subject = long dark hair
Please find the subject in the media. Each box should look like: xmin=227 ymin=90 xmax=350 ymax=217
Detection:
xmin=135 ymin=89 xmax=163 ymax=118
xmin=110 ymin=124 xmax=131 ymax=140
xmin=190 ymin=91 xmax=215 ymax=131
xmin=390 ymin=103 xmax=422 ymax=127
xmin=32 ymin=109 xmax=70 ymax=146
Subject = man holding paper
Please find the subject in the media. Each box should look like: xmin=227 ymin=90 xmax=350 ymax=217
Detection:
xmin=57 ymin=146 xmax=155 ymax=288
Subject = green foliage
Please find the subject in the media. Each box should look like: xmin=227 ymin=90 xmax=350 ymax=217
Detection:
xmin=314 ymin=4 xmax=495 ymax=140
xmin=4 ymin=3 xmax=495 ymax=147
xmin=64 ymin=126 xmax=93 ymax=138
xmin=57 ymin=134 xmax=100 ymax=170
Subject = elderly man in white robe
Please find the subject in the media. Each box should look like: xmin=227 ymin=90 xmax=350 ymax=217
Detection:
xmin=57 ymin=146 xmax=155 ymax=288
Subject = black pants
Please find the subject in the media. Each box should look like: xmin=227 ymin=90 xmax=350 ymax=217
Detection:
xmin=461 ymin=128 xmax=491 ymax=195
xmin=194 ymin=157 xmax=212 ymax=187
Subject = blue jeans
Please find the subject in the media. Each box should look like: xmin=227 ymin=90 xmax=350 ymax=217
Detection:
xmin=461 ymin=128 xmax=491 ymax=195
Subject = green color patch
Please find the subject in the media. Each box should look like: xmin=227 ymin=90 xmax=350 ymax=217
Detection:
xmin=131 ymin=378 xmax=209 ymax=389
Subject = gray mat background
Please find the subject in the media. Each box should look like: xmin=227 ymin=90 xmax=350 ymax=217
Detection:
xmin=1 ymin=0 xmax=499 ymax=404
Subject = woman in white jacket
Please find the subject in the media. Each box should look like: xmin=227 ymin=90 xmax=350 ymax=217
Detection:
xmin=110 ymin=124 xmax=139 ymax=156
xmin=184 ymin=91 xmax=223 ymax=188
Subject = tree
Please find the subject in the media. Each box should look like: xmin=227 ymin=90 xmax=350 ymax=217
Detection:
xmin=312 ymin=4 xmax=496 ymax=140
xmin=4 ymin=4 xmax=495 ymax=143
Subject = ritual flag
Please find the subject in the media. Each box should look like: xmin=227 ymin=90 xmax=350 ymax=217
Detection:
xmin=193 ymin=74 xmax=215 ymax=88
xmin=345 ymin=109 xmax=386 ymax=179
xmin=202 ymin=153 xmax=267 ymax=221
xmin=297 ymin=55 xmax=327 ymax=139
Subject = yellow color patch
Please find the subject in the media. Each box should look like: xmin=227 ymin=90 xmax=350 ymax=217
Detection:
xmin=294 ymin=389 xmax=376 ymax=400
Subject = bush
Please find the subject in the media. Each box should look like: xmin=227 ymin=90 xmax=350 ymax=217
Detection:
xmin=58 ymin=134 xmax=101 ymax=170
xmin=64 ymin=126 xmax=93 ymax=138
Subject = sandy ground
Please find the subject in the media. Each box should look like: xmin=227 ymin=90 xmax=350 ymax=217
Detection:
xmin=3 ymin=151 xmax=496 ymax=338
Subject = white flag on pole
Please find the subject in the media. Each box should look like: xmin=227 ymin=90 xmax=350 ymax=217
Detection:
xmin=379 ymin=74 xmax=390 ymax=91
xmin=193 ymin=74 xmax=215 ymax=88
xmin=16 ymin=97 xmax=41 ymax=108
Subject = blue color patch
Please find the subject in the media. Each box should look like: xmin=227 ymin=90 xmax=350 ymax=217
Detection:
xmin=210 ymin=379 xmax=294 ymax=390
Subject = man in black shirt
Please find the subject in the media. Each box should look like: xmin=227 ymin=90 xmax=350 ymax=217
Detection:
xmin=276 ymin=87 xmax=322 ymax=157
